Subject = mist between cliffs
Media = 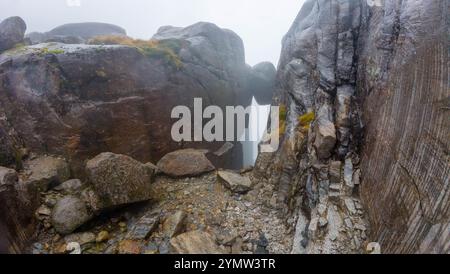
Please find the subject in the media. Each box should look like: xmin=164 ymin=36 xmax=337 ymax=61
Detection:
xmin=171 ymin=97 xmax=275 ymax=166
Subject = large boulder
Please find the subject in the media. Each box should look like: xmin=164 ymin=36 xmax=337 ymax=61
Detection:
xmin=26 ymin=22 xmax=126 ymax=44
xmin=51 ymin=195 xmax=93 ymax=235
xmin=247 ymin=62 xmax=277 ymax=105
xmin=157 ymin=149 xmax=215 ymax=178
xmin=86 ymin=152 xmax=153 ymax=209
xmin=0 ymin=17 xmax=26 ymax=52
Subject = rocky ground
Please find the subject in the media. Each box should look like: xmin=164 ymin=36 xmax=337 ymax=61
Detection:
xmin=28 ymin=162 xmax=293 ymax=254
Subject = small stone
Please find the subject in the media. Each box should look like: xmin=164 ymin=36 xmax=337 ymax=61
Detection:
xmin=118 ymin=240 xmax=142 ymax=254
xmin=329 ymin=161 xmax=342 ymax=184
xmin=55 ymin=243 xmax=68 ymax=254
xmin=96 ymin=231 xmax=110 ymax=243
xmin=343 ymin=158 xmax=354 ymax=195
xmin=344 ymin=218 xmax=353 ymax=229
xmin=126 ymin=211 xmax=160 ymax=240
xmin=170 ymin=230 xmax=226 ymax=254
xmin=54 ymin=179 xmax=85 ymax=194
xmin=36 ymin=205 xmax=52 ymax=216
xmin=319 ymin=217 xmax=328 ymax=227
xmin=344 ymin=198 xmax=357 ymax=215
xmin=317 ymin=203 xmax=328 ymax=216
xmin=354 ymin=223 xmax=367 ymax=231
xmin=143 ymin=242 xmax=159 ymax=254
xmin=231 ymin=237 xmax=243 ymax=254
xmin=64 ymin=232 xmax=96 ymax=245
xmin=158 ymin=240 xmax=171 ymax=254
xmin=162 ymin=211 xmax=186 ymax=238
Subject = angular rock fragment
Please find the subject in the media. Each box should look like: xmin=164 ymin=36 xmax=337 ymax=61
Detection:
xmin=217 ymin=170 xmax=252 ymax=194
xmin=170 ymin=230 xmax=226 ymax=254
xmin=86 ymin=152 xmax=153 ymax=209
xmin=343 ymin=158 xmax=354 ymax=195
xmin=126 ymin=211 xmax=160 ymax=240
xmin=313 ymin=97 xmax=337 ymax=160
xmin=157 ymin=149 xmax=215 ymax=178
xmin=162 ymin=211 xmax=187 ymax=238
xmin=22 ymin=156 xmax=71 ymax=192
xmin=329 ymin=161 xmax=342 ymax=184
xmin=0 ymin=166 xmax=18 ymax=187
xmin=64 ymin=232 xmax=96 ymax=246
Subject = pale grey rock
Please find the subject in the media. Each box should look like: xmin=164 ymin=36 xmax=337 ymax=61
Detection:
xmin=0 ymin=17 xmax=26 ymax=52
xmin=217 ymin=170 xmax=252 ymax=194
xmin=64 ymin=232 xmax=96 ymax=245
xmin=51 ymin=195 xmax=92 ymax=235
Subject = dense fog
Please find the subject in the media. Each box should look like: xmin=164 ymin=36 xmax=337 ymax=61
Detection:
xmin=0 ymin=0 xmax=304 ymax=65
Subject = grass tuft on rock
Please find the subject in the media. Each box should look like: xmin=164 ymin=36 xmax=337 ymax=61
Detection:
xmin=89 ymin=35 xmax=183 ymax=69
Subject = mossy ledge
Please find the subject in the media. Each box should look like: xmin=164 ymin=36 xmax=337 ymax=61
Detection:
xmin=88 ymin=35 xmax=184 ymax=69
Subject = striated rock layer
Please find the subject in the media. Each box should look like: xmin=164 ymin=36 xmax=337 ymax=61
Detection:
xmin=257 ymin=0 xmax=449 ymax=254
xmin=357 ymin=0 xmax=449 ymax=253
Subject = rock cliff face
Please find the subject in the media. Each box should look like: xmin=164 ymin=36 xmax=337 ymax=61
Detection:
xmin=0 ymin=21 xmax=272 ymax=177
xmin=0 ymin=19 xmax=275 ymax=253
xmin=257 ymin=0 xmax=449 ymax=254
xmin=357 ymin=0 xmax=449 ymax=254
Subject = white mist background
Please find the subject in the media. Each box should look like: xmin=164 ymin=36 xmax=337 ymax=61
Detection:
xmin=0 ymin=0 xmax=304 ymax=65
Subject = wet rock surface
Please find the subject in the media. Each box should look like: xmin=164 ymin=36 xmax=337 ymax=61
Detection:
xmin=255 ymin=0 xmax=449 ymax=254
xmin=0 ymin=17 xmax=26 ymax=52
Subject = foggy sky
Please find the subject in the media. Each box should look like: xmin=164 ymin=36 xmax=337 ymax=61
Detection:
xmin=0 ymin=0 xmax=304 ymax=66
